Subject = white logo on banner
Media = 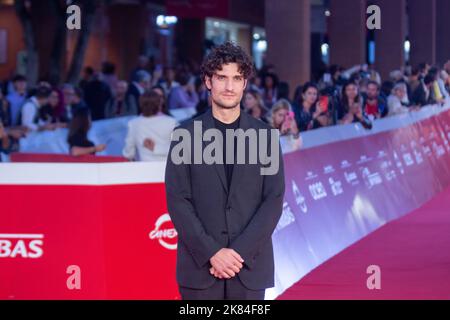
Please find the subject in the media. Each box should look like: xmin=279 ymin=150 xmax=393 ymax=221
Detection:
xmin=344 ymin=171 xmax=359 ymax=186
xmin=305 ymin=171 xmax=318 ymax=180
xmin=323 ymin=165 xmax=335 ymax=174
xmin=329 ymin=177 xmax=343 ymax=196
xmin=432 ymin=142 xmax=445 ymax=158
xmin=357 ymin=155 xmax=372 ymax=164
xmin=309 ymin=182 xmax=327 ymax=200
xmin=292 ymin=180 xmax=307 ymax=213
xmin=377 ymin=150 xmax=387 ymax=158
xmin=410 ymin=141 xmax=423 ymax=164
xmin=149 ymin=214 xmax=177 ymax=250
xmin=402 ymin=153 xmax=415 ymax=166
xmin=0 ymin=233 xmax=44 ymax=258
xmin=341 ymin=160 xmax=351 ymax=168
xmin=393 ymin=151 xmax=405 ymax=174
xmin=422 ymin=145 xmax=432 ymax=158
xmin=380 ymin=160 xmax=396 ymax=181
xmin=361 ymin=167 xmax=383 ymax=189
xmin=275 ymin=202 xmax=296 ymax=233
xmin=440 ymin=131 xmax=450 ymax=152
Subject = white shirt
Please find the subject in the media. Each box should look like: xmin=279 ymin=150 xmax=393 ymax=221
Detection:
xmin=387 ymin=95 xmax=409 ymax=116
xmin=123 ymin=113 xmax=178 ymax=162
xmin=21 ymin=97 xmax=41 ymax=131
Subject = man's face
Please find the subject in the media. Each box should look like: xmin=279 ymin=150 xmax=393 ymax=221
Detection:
xmin=14 ymin=80 xmax=27 ymax=95
xmin=367 ymin=83 xmax=379 ymax=99
xmin=48 ymin=91 xmax=59 ymax=107
xmin=116 ymin=81 xmax=128 ymax=96
xmin=63 ymin=88 xmax=75 ymax=105
xmin=205 ymin=63 xmax=247 ymax=110
xmin=394 ymin=86 xmax=406 ymax=99
xmin=140 ymin=79 xmax=151 ymax=91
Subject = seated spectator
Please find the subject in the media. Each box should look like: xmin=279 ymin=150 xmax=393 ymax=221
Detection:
xmin=261 ymin=73 xmax=279 ymax=108
xmin=387 ymin=82 xmax=410 ymax=116
xmin=130 ymin=55 xmax=150 ymax=82
xmin=38 ymin=89 xmax=67 ymax=127
xmin=83 ymin=73 xmax=112 ymax=120
xmin=367 ymin=63 xmax=382 ymax=85
xmin=380 ymin=81 xmax=394 ymax=100
xmin=67 ymin=108 xmax=106 ymax=156
xmin=242 ymin=89 xmax=268 ymax=123
xmin=441 ymin=69 xmax=450 ymax=96
xmin=336 ymin=81 xmax=362 ymax=120
xmin=151 ymin=85 xmax=170 ymax=115
xmin=411 ymin=74 xmax=435 ymax=107
xmin=293 ymin=82 xmax=330 ymax=131
xmin=247 ymin=74 xmax=263 ymax=94
xmin=21 ymin=86 xmax=56 ymax=132
xmin=126 ymin=70 xmax=151 ymax=114
xmin=61 ymin=83 xmax=76 ymax=121
xmin=0 ymin=92 xmax=11 ymax=153
xmin=123 ymin=90 xmax=177 ymax=161
xmin=0 ymin=89 xmax=11 ymax=127
xmin=160 ymin=67 xmax=180 ymax=97
xmin=270 ymin=99 xmax=302 ymax=150
xmin=0 ymin=90 xmax=27 ymax=154
xmin=428 ymin=67 xmax=449 ymax=104
xmin=104 ymin=80 xmax=136 ymax=118
xmin=339 ymin=101 xmax=372 ymax=129
xmin=389 ymin=70 xmax=405 ymax=83
xmin=6 ymin=74 xmax=28 ymax=126
xmin=418 ymin=62 xmax=431 ymax=79
xmin=270 ymin=99 xmax=299 ymax=136
xmin=362 ymin=81 xmax=388 ymax=119
xmin=72 ymin=87 xmax=88 ymax=110
xmin=444 ymin=60 xmax=450 ymax=91
xmin=0 ymin=121 xmax=9 ymax=153
xmin=100 ymin=61 xmax=118 ymax=96
xmin=78 ymin=66 xmax=94 ymax=93
xmin=195 ymin=76 xmax=209 ymax=102
xmin=358 ymin=78 xmax=370 ymax=96
xmin=168 ymin=73 xmax=199 ymax=109
xmin=408 ymin=67 xmax=421 ymax=96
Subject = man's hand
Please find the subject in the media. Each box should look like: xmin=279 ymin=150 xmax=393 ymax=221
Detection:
xmin=210 ymin=266 xmax=223 ymax=279
xmin=209 ymin=248 xmax=244 ymax=279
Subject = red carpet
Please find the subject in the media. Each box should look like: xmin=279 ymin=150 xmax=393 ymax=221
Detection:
xmin=277 ymin=185 xmax=450 ymax=300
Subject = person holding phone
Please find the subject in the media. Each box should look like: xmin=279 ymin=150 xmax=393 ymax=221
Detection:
xmin=270 ymin=99 xmax=299 ymax=136
xmin=294 ymin=82 xmax=331 ymax=132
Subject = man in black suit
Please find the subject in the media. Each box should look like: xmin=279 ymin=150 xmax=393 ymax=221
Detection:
xmin=165 ymin=42 xmax=285 ymax=300
xmin=126 ymin=70 xmax=151 ymax=115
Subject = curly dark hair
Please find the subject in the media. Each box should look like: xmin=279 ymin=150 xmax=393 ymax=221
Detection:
xmin=200 ymin=41 xmax=255 ymax=82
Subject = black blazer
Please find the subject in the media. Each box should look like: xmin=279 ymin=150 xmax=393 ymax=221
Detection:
xmin=125 ymin=83 xmax=142 ymax=114
xmin=165 ymin=108 xmax=285 ymax=290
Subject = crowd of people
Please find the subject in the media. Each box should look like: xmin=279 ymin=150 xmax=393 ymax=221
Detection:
xmin=1 ymin=52 xmax=450 ymax=161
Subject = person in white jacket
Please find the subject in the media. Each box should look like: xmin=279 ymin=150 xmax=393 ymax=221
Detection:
xmin=387 ymin=82 xmax=410 ymax=116
xmin=123 ymin=90 xmax=177 ymax=161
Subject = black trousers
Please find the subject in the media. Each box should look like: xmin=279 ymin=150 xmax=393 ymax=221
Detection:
xmin=179 ymin=276 xmax=265 ymax=300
